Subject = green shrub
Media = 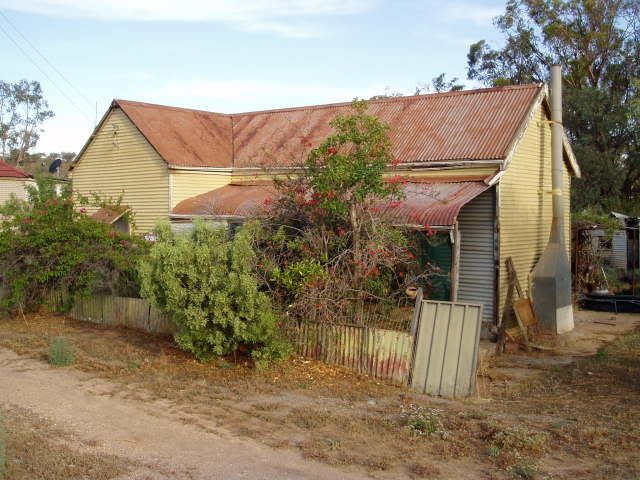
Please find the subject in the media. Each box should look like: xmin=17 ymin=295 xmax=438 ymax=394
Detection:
xmin=48 ymin=336 xmax=75 ymax=367
xmin=271 ymin=258 xmax=327 ymax=294
xmin=0 ymin=177 xmax=146 ymax=314
xmin=139 ymin=220 xmax=290 ymax=363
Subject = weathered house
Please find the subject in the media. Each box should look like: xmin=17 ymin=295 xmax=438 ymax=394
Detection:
xmin=0 ymin=158 xmax=34 ymax=205
xmin=71 ymin=84 xmax=580 ymax=329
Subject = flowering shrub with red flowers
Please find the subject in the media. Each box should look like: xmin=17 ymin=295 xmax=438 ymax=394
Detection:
xmin=0 ymin=176 xmax=147 ymax=314
xmin=253 ymin=101 xmax=440 ymax=327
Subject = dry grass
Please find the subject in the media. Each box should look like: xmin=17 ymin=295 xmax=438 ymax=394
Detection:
xmin=0 ymin=406 xmax=132 ymax=479
xmin=0 ymin=312 xmax=639 ymax=479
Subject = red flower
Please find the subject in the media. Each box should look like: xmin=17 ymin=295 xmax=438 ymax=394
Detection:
xmin=391 ymin=158 xmax=401 ymax=167
xmin=79 ymin=207 xmax=87 ymax=214
xmin=263 ymin=197 xmax=273 ymax=207
xmin=327 ymin=146 xmax=338 ymax=155
xmin=388 ymin=200 xmax=402 ymax=208
xmin=388 ymin=174 xmax=408 ymax=185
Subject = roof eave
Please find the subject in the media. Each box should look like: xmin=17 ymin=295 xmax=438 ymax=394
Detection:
xmin=500 ymin=85 xmax=580 ymax=178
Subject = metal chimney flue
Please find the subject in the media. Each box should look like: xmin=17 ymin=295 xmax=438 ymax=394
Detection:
xmin=531 ymin=65 xmax=574 ymax=334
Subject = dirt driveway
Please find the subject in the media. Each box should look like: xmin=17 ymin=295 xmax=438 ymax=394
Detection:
xmin=0 ymin=309 xmax=639 ymax=479
xmin=0 ymin=347 xmax=371 ymax=480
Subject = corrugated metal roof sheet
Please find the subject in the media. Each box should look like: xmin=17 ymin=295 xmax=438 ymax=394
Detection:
xmin=0 ymin=158 xmax=32 ymax=179
xmin=110 ymin=84 xmax=542 ymax=169
xmin=171 ymin=181 xmax=277 ymax=217
xmin=115 ymin=100 xmax=233 ymax=168
xmin=90 ymin=206 xmax=130 ymax=224
xmin=379 ymin=181 xmax=492 ymax=226
xmin=233 ymin=85 xmax=541 ymax=168
xmin=171 ymin=179 xmax=490 ymax=227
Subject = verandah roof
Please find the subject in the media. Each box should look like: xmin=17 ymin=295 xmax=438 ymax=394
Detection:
xmin=170 ymin=179 xmax=492 ymax=227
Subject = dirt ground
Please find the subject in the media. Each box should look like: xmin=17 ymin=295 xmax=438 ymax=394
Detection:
xmin=0 ymin=308 xmax=638 ymax=479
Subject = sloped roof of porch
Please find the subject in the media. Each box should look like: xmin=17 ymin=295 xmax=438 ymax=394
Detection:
xmin=171 ymin=178 xmax=492 ymax=227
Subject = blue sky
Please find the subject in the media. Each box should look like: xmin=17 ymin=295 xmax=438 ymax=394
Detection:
xmin=0 ymin=0 xmax=506 ymax=153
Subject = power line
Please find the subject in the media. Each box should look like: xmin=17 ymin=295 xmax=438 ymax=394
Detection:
xmin=0 ymin=15 xmax=94 ymax=123
xmin=0 ymin=10 xmax=94 ymax=110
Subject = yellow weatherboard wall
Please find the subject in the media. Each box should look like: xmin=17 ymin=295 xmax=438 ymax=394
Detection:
xmin=170 ymin=170 xmax=231 ymax=209
xmin=72 ymin=108 xmax=169 ymax=233
xmin=498 ymin=104 xmax=571 ymax=320
xmin=0 ymin=178 xmax=32 ymax=205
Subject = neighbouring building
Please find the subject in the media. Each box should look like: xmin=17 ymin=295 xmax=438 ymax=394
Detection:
xmin=70 ymin=84 xmax=581 ymax=329
xmin=0 ymin=158 xmax=34 ymax=205
xmin=587 ymin=212 xmax=639 ymax=271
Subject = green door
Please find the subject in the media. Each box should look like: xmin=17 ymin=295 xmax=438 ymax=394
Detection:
xmin=408 ymin=231 xmax=452 ymax=301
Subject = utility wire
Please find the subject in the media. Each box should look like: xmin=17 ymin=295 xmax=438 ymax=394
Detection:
xmin=0 ymin=10 xmax=94 ymax=110
xmin=0 ymin=15 xmax=94 ymax=122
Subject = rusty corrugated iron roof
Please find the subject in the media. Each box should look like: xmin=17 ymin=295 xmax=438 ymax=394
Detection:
xmin=232 ymin=84 xmax=541 ymax=168
xmin=172 ymin=182 xmax=277 ymax=217
xmin=116 ymin=100 xmax=233 ymax=168
xmin=91 ymin=206 xmax=130 ymax=224
xmin=0 ymin=158 xmax=32 ymax=179
xmin=378 ymin=181 xmax=491 ymax=226
xmin=171 ymin=179 xmax=490 ymax=227
xmin=103 ymin=84 xmax=542 ymax=169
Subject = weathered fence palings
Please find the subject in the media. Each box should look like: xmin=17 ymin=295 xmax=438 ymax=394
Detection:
xmin=50 ymin=293 xmax=175 ymax=335
xmin=292 ymin=321 xmax=413 ymax=384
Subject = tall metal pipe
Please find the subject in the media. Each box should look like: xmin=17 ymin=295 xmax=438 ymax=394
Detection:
xmin=531 ymin=64 xmax=574 ymax=334
xmin=550 ymin=65 xmax=565 ymax=246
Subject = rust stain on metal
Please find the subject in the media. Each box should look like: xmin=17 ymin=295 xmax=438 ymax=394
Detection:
xmin=111 ymin=84 xmax=541 ymax=169
xmin=172 ymin=179 xmax=491 ymax=227
xmin=294 ymin=322 xmax=413 ymax=384
xmin=90 ymin=206 xmax=130 ymax=224
xmin=115 ymin=100 xmax=233 ymax=168
xmin=379 ymin=181 xmax=492 ymax=226
xmin=171 ymin=182 xmax=277 ymax=217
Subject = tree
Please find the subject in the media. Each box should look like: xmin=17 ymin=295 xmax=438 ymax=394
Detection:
xmin=257 ymin=100 xmax=423 ymax=324
xmin=0 ymin=80 xmax=54 ymax=164
xmin=466 ymin=0 xmax=640 ymax=213
xmin=369 ymin=74 xmax=464 ymax=100
xmin=415 ymin=73 xmax=465 ymax=94
xmin=0 ymin=81 xmax=18 ymax=160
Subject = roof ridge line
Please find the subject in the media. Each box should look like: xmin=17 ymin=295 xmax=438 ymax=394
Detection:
xmin=113 ymin=83 xmax=543 ymax=119
xmin=227 ymin=83 xmax=543 ymax=117
xmin=114 ymin=99 xmax=229 ymax=117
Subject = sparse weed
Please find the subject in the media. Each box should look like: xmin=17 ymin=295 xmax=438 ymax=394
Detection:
xmin=487 ymin=424 xmax=548 ymax=476
xmin=126 ymin=361 xmax=140 ymax=372
xmin=401 ymin=404 xmax=448 ymax=439
xmin=48 ymin=336 xmax=74 ymax=367
xmin=487 ymin=444 xmax=501 ymax=458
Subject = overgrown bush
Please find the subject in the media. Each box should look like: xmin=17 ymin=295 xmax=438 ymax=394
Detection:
xmin=0 ymin=177 xmax=146 ymax=314
xmin=138 ymin=220 xmax=290 ymax=364
xmin=254 ymin=100 xmax=437 ymax=324
xmin=48 ymin=336 xmax=75 ymax=367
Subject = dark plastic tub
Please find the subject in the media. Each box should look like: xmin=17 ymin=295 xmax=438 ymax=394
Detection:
xmin=580 ymin=293 xmax=640 ymax=313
